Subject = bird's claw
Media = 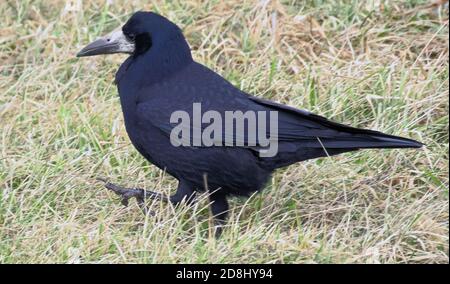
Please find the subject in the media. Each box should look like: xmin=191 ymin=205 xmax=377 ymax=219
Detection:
xmin=97 ymin=178 xmax=154 ymax=215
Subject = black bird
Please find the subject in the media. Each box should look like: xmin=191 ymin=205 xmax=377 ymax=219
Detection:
xmin=77 ymin=11 xmax=422 ymax=235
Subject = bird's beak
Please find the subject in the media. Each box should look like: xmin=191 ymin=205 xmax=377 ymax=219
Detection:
xmin=77 ymin=29 xmax=135 ymax=57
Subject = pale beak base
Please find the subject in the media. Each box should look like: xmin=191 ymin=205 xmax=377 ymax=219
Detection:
xmin=77 ymin=29 xmax=135 ymax=57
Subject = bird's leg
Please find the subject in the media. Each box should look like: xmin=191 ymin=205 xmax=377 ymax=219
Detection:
xmin=97 ymin=178 xmax=196 ymax=214
xmin=169 ymin=179 xmax=197 ymax=206
xmin=209 ymin=192 xmax=229 ymax=238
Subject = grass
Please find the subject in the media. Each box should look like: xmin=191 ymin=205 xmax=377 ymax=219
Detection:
xmin=0 ymin=0 xmax=448 ymax=263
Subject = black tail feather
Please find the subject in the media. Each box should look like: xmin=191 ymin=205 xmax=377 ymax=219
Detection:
xmin=249 ymin=96 xmax=423 ymax=170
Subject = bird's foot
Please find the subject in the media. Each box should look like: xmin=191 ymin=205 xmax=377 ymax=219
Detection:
xmin=97 ymin=178 xmax=156 ymax=215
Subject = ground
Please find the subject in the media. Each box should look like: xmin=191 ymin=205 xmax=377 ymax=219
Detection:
xmin=0 ymin=0 xmax=448 ymax=263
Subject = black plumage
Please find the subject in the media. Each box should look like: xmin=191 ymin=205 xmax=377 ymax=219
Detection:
xmin=78 ymin=11 xmax=422 ymax=235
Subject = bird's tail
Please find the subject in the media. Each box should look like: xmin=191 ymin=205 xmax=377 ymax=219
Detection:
xmin=265 ymin=131 xmax=422 ymax=170
xmin=312 ymin=130 xmax=424 ymax=150
xmin=249 ymin=96 xmax=423 ymax=169
xmin=262 ymin=115 xmax=424 ymax=169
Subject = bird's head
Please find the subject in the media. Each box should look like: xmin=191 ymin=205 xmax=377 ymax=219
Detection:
xmin=77 ymin=11 xmax=187 ymax=58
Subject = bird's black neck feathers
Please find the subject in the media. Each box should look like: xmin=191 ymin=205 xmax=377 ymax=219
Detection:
xmin=142 ymin=30 xmax=193 ymax=82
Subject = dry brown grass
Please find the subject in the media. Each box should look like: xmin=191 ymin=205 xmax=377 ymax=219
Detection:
xmin=0 ymin=0 xmax=448 ymax=263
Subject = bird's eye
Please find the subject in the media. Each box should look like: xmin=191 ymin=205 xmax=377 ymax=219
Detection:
xmin=127 ymin=33 xmax=136 ymax=42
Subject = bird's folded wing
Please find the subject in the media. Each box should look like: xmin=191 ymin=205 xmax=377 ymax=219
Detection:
xmin=135 ymin=89 xmax=355 ymax=149
xmin=134 ymin=66 xmax=417 ymax=151
xmin=136 ymin=97 xmax=262 ymax=148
